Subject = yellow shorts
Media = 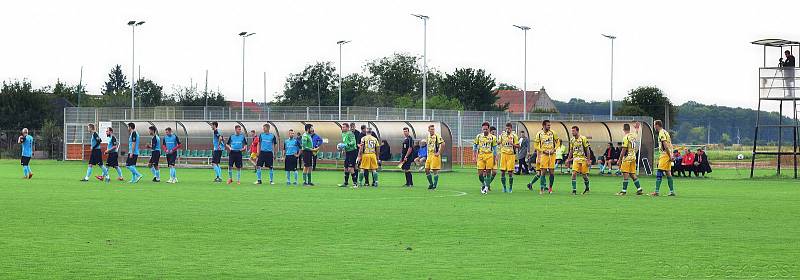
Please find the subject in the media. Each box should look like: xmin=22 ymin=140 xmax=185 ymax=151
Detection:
xmin=476 ymin=153 xmax=494 ymax=170
xmin=499 ymin=153 xmax=516 ymax=171
xmin=360 ymin=154 xmax=378 ymax=170
xmin=658 ymin=154 xmax=671 ymax=171
xmin=250 ymin=152 xmax=258 ymax=159
xmin=572 ymin=159 xmax=589 ymax=174
xmin=620 ymin=160 xmax=637 ymax=174
xmin=538 ymin=153 xmax=556 ymax=170
xmin=426 ymin=154 xmax=442 ymax=170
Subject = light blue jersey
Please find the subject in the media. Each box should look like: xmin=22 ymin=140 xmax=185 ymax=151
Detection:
xmin=128 ymin=131 xmax=140 ymax=155
xmin=90 ymin=132 xmax=102 ymax=150
xmin=227 ymin=133 xmax=247 ymax=151
xmin=151 ymin=135 xmax=162 ymax=152
xmin=259 ymin=133 xmax=277 ymax=152
xmin=21 ymin=135 xmax=34 ymax=157
xmin=284 ymin=138 xmax=299 ymax=155
xmin=212 ymin=129 xmax=224 ymax=151
xmin=163 ymin=134 xmax=181 ymax=152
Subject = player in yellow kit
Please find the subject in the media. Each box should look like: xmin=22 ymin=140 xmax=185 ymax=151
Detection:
xmin=617 ymin=123 xmax=645 ymax=195
xmin=528 ymin=120 xmax=561 ymax=194
xmin=652 ymin=120 xmax=676 ymax=196
xmin=425 ymin=124 xmax=446 ymax=190
xmin=474 ymin=122 xmax=497 ymax=194
xmin=498 ymin=122 xmax=520 ymax=193
xmin=566 ymin=126 xmax=591 ymax=195
xmin=357 ymin=127 xmax=380 ymax=188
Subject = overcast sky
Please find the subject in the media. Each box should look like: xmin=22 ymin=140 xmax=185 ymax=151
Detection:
xmin=2 ymin=0 xmax=799 ymax=113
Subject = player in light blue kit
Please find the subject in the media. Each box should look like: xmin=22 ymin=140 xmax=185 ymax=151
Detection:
xmin=18 ymin=128 xmax=34 ymax=179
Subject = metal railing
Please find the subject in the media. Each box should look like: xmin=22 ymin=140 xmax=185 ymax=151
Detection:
xmin=760 ymin=67 xmax=800 ymax=99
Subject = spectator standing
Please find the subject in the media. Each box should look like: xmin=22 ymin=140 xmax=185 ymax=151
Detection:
xmin=516 ymin=131 xmax=530 ymax=175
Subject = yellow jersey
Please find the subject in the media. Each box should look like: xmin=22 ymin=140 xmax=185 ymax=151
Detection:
xmin=427 ymin=133 xmax=445 ymax=154
xmin=622 ymin=132 xmax=638 ymax=162
xmin=658 ymin=129 xmax=672 ymax=152
xmin=534 ymin=130 xmax=560 ymax=152
xmin=473 ymin=133 xmax=497 ymax=155
xmin=570 ymin=135 xmax=590 ymax=160
xmin=499 ymin=132 xmax=519 ymax=155
xmin=361 ymin=135 xmax=380 ymax=154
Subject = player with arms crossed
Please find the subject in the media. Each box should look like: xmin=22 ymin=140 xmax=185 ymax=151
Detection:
xmin=18 ymin=128 xmax=34 ymax=179
xmin=357 ymin=127 xmax=381 ymax=188
xmin=400 ymin=127 xmax=416 ymax=187
xmin=425 ymin=124 xmax=446 ymax=190
xmin=652 ymin=120 xmax=676 ymax=196
xmin=255 ymin=124 xmax=278 ymax=185
xmin=616 ymin=123 xmax=644 ymax=195
xmin=82 ymin=123 xmax=103 ymax=182
xmin=566 ymin=126 xmax=591 ymax=195
xmin=162 ymin=127 xmax=182 ymax=184
xmin=98 ymin=127 xmax=124 ymax=182
xmin=529 ymin=120 xmax=560 ymax=194
xmin=498 ymin=122 xmax=520 ymax=193
xmin=474 ymin=122 xmax=497 ymax=194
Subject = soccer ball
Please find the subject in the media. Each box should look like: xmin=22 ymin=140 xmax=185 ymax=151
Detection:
xmin=337 ymin=143 xmax=346 ymax=151
xmin=736 ymin=154 xmax=744 ymax=160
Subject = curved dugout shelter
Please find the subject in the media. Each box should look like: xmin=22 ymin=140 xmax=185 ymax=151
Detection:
xmin=112 ymin=120 xmax=453 ymax=171
xmin=516 ymin=120 xmax=654 ymax=174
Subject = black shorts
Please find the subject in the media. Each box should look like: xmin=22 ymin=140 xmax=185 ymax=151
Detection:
xmin=257 ymin=151 xmax=274 ymax=168
xmin=285 ymin=155 xmax=298 ymax=171
xmin=126 ymin=154 xmax=139 ymax=167
xmin=149 ymin=150 xmax=161 ymax=166
xmin=302 ymin=150 xmax=314 ymax=167
xmin=402 ymin=157 xmax=413 ymax=170
xmin=89 ymin=149 xmax=104 ymax=166
xmin=106 ymin=152 xmax=119 ymax=167
xmin=166 ymin=152 xmax=177 ymax=166
xmin=344 ymin=150 xmax=358 ymax=168
xmin=228 ymin=151 xmax=243 ymax=168
xmin=212 ymin=150 xmax=222 ymax=164
xmin=21 ymin=156 xmax=31 ymax=166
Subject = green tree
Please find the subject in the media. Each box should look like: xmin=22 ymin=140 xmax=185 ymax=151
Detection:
xmin=616 ymin=86 xmax=676 ymax=126
xmin=276 ymin=62 xmax=337 ymax=106
xmin=364 ymin=53 xmax=442 ymax=107
xmin=134 ymin=79 xmax=165 ymax=107
xmin=172 ymin=85 xmax=227 ymax=106
xmin=339 ymin=73 xmax=372 ymax=107
xmin=102 ymin=65 xmax=129 ymax=96
xmin=0 ymin=79 xmax=55 ymax=130
xmin=439 ymin=68 xmax=504 ymax=111
xmin=720 ymin=132 xmax=732 ymax=146
xmin=495 ymin=83 xmax=518 ymax=90
xmin=50 ymin=80 xmax=86 ymax=106
xmin=394 ymin=94 xmax=463 ymax=110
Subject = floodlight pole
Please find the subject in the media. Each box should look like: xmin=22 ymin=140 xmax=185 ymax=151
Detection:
xmin=337 ymin=40 xmax=350 ymax=120
xmin=239 ymin=32 xmax=255 ymax=120
xmin=128 ymin=20 xmax=144 ymax=117
xmin=603 ymin=34 xmax=616 ymax=120
xmin=514 ymin=25 xmax=531 ymax=120
xmin=412 ymin=14 xmax=429 ymax=120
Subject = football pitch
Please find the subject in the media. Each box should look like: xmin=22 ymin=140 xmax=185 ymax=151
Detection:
xmin=1 ymin=160 xmax=798 ymax=279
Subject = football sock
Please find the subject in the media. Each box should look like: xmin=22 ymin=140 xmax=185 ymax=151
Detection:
xmin=102 ymin=166 xmax=109 ymax=177
xmin=667 ymin=176 xmax=674 ymax=192
xmin=530 ymin=174 xmax=540 ymax=185
xmin=372 ymin=171 xmax=378 ymax=184
xmin=308 ymin=173 xmax=312 ymax=183
xmin=115 ymin=167 xmax=123 ymax=177
xmin=228 ymin=168 xmax=233 ymax=179
xmin=23 ymin=166 xmax=28 ymax=177
xmin=214 ymin=165 xmax=221 ymax=178
xmin=426 ymin=174 xmax=433 ymax=185
xmin=622 ymin=179 xmax=629 ymax=191
xmin=501 ymin=173 xmax=507 ymax=188
xmin=572 ymin=179 xmax=577 ymax=191
xmin=478 ymin=175 xmax=484 ymax=185
xmin=584 ymin=178 xmax=590 ymax=189
xmin=269 ymin=169 xmax=274 ymax=182
xmin=256 ymin=169 xmax=262 ymax=181
xmin=302 ymin=173 xmax=307 ymax=183
xmin=540 ymin=176 xmax=547 ymax=190
xmin=27 ymin=166 xmax=32 ymax=175
xmin=490 ymin=174 xmax=496 ymax=184
xmin=633 ymin=179 xmax=641 ymax=190
xmin=405 ymin=172 xmax=412 ymax=185
xmin=344 ymin=172 xmax=350 ymax=184
xmin=286 ymin=171 xmax=291 ymax=182
xmin=365 ymin=172 xmax=370 ymax=185
xmin=85 ymin=166 xmax=93 ymax=179
xmin=549 ymin=174 xmax=555 ymax=188
xmin=352 ymin=172 xmax=358 ymax=184
xmin=170 ymin=167 xmax=176 ymax=179
xmin=358 ymin=171 xmax=364 ymax=185
xmin=655 ymin=171 xmax=664 ymax=193
xmin=293 ymin=171 xmax=298 ymax=183
xmin=433 ymin=174 xmax=439 ymax=187
xmin=132 ymin=166 xmax=141 ymax=177
xmin=509 ymin=177 xmax=513 ymax=189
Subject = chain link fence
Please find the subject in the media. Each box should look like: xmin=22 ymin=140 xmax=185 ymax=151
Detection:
xmin=64 ymin=106 xmax=653 ymax=165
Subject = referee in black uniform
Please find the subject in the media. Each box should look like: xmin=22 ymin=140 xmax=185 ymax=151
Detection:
xmin=401 ymin=127 xmax=415 ymax=187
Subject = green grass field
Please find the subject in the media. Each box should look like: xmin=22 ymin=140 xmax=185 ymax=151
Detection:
xmin=1 ymin=160 xmax=798 ymax=279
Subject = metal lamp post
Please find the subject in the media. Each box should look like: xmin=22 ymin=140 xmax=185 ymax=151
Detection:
xmin=412 ymin=14 xmax=429 ymax=120
xmin=239 ymin=31 xmax=256 ymax=120
xmin=337 ymin=40 xmax=350 ymax=120
xmin=602 ymin=34 xmax=616 ymax=120
xmin=513 ymin=25 xmax=531 ymax=120
xmin=127 ymin=20 xmax=145 ymax=117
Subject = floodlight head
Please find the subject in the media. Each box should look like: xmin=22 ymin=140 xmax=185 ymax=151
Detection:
xmin=513 ymin=25 xmax=531 ymax=31
xmin=602 ymin=34 xmax=616 ymax=39
xmin=411 ymin=14 xmax=429 ymax=20
xmin=238 ymin=31 xmax=248 ymax=36
xmin=337 ymin=40 xmax=351 ymax=45
xmin=137 ymin=21 xmax=145 ymax=26
xmin=127 ymin=21 xmax=137 ymax=26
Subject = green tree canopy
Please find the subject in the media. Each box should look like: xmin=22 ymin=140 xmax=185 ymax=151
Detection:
xmin=102 ymin=65 xmax=129 ymax=96
xmin=616 ymin=86 xmax=676 ymax=126
xmin=275 ymin=62 xmax=337 ymax=106
xmin=439 ymin=68 xmax=504 ymax=111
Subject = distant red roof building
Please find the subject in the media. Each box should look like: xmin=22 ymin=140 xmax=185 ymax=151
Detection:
xmin=494 ymin=87 xmax=558 ymax=113
xmin=228 ymin=101 xmax=263 ymax=113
